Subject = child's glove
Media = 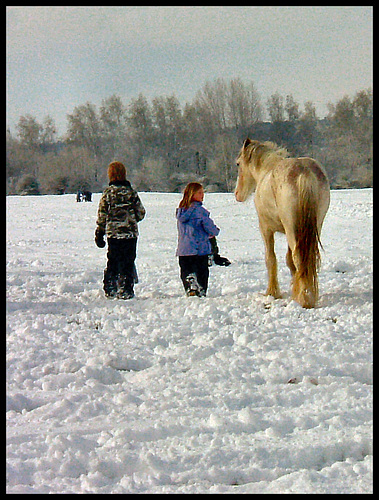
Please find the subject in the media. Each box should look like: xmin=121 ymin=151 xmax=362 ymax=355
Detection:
xmin=209 ymin=236 xmax=231 ymax=266
xmin=214 ymin=254 xmax=231 ymax=266
xmin=95 ymin=228 xmax=106 ymax=248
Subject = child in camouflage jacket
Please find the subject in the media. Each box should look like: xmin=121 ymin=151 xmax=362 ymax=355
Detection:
xmin=95 ymin=161 xmax=145 ymax=299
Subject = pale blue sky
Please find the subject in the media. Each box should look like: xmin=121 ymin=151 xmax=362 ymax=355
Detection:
xmin=7 ymin=6 xmax=373 ymax=137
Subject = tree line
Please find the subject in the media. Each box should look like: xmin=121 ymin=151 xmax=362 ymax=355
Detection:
xmin=6 ymin=78 xmax=372 ymax=195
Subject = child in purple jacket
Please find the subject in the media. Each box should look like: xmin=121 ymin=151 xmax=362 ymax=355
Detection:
xmin=176 ymin=183 xmax=220 ymax=297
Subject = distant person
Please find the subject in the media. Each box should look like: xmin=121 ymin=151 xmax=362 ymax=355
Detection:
xmin=95 ymin=161 xmax=145 ymax=299
xmin=176 ymin=182 xmax=220 ymax=297
xmin=77 ymin=190 xmax=92 ymax=202
xmin=83 ymin=190 xmax=92 ymax=202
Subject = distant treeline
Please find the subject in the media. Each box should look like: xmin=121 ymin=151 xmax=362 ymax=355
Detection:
xmin=6 ymin=78 xmax=372 ymax=195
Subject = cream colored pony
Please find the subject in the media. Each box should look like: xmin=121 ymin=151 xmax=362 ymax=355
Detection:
xmin=235 ymin=139 xmax=330 ymax=308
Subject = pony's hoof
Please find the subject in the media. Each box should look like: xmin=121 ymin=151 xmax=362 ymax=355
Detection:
xmin=293 ymin=292 xmax=317 ymax=309
xmin=294 ymin=298 xmax=316 ymax=309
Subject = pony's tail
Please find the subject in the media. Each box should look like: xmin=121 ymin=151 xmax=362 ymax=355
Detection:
xmin=293 ymin=172 xmax=322 ymax=308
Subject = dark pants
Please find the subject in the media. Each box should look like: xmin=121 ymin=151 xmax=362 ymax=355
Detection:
xmin=104 ymin=238 xmax=137 ymax=297
xmin=179 ymin=255 xmax=209 ymax=294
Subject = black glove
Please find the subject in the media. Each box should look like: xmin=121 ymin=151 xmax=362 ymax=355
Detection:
xmin=214 ymin=254 xmax=231 ymax=266
xmin=210 ymin=236 xmax=231 ymax=266
xmin=210 ymin=236 xmax=219 ymax=255
xmin=95 ymin=228 xmax=106 ymax=248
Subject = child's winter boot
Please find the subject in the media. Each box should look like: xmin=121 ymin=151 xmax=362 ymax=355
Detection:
xmin=117 ymin=275 xmax=135 ymax=300
xmin=185 ymin=273 xmax=205 ymax=297
xmin=103 ymin=270 xmax=117 ymax=298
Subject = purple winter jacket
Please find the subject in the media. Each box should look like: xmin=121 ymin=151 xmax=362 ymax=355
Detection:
xmin=176 ymin=201 xmax=220 ymax=256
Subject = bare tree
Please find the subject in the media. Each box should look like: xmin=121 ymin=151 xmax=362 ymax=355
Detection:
xmin=67 ymin=103 xmax=102 ymax=158
xmin=126 ymin=93 xmax=154 ymax=139
xmin=297 ymin=101 xmax=318 ymax=153
xmin=267 ymin=92 xmax=285 ymax=123
xmin=285 ymin=94 xmax=300 ymax=122
xmin=16 ymin=115 xmax=43 ymax=150
xmin=227 ymin=78 xmax=263 ymax=130
xmin=67 ymin=102 xmax=106 ymax=184
xmin=100 ymin=95 xmax=127 ymax=159
xmin=194 ymin=78 xmax=228 ymax=131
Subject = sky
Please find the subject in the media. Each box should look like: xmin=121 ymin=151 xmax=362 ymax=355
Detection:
xmin=6 ymin=6 xmax=373 ymax=137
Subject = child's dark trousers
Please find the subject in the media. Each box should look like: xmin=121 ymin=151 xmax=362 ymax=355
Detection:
xmin=179 ymin=255 xmax=209 ymax=295
xmin=104 ymin=238 xmax=137 ymax=298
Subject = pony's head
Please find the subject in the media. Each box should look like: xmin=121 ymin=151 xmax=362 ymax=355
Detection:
xmin=234 ymin=138 xmax=288 ymax=202
xmin=234 ymin=138 xmax=260 ymax=202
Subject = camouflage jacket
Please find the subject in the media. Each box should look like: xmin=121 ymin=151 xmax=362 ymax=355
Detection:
xmin=96 ymin=180 xmax=146 ymax=239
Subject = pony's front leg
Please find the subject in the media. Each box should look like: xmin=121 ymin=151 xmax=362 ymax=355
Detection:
xmin=262 ymin=229 xmax=281 ymax=299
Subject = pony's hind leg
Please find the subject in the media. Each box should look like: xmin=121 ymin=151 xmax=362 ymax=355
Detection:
xmin=286 ymin=232 xmax=316 ymax=308
xmin=286 ymin=246 xmax=296 ymax=277
xmin=286 ymin=243 xmax=306 ymax=305
xmin=262 ymin=228 xmax=282 ymax=299
xmin=291 ymin=245 xmax=317 ymax=309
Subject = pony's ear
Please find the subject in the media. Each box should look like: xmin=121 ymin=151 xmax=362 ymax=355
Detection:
xmin=243 ymin=138 xmax=252 ymax=149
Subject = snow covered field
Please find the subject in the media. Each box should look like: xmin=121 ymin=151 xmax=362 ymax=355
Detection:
xmin=6 ymin=189 xmax=372 ymax=494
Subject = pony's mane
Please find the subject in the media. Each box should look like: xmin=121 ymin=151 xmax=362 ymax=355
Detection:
xmin=235 ymin=139 xmax=290 ymax=201
xmin=242 ymin=140 xmax=289 ymax=168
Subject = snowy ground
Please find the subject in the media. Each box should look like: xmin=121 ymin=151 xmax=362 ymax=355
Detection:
xmin=6 ymin=189 xmax=372 ymax=494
